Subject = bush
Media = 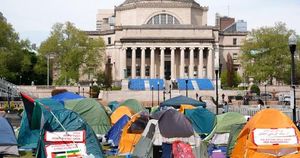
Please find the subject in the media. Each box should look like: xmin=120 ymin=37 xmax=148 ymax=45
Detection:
xmin=51 ymin=89 xmax=68 ymax=96
xmin=221 ymin=70 xmax=242 ymax=89
xmin=90 ymin=85 xmax=100 ymax=98
xmin=250 ymin=84 xmax=260 ymax=95
xmin=111 ymin=86 xmax=122 ymax=91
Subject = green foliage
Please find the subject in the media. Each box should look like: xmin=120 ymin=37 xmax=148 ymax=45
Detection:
xmin=111 ymin=86 xmax=122 ymax=91
xmin=96 ymin=71 xmax=112 ymax=89
xmin=0 ymin=14 xmax=45 ymax=84
xmin=221 ymin=70 xmax=242 ymax=88
xmin=90 ymin=85 xmax=100 ymax=98
xmin=241 ymin=22 xmax=300 ymax=84
xmin=38 ymin=22 xmax=106 ymax=85
xmin=250 ymin=84 xmax=260 ymax=95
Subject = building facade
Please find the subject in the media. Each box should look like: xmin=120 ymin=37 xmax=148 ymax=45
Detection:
xmin=87 ymin=0 xmax=247 ymax=84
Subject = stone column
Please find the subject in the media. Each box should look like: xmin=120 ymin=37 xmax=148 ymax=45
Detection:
xmin=121 ymin=47 xmax=127 ymax=79
xmin=207 ymin=47 xmax=213 ymax=79
xmin=198 ymin=48 xmax=203 ymax=78
xmin=150 ymin=48 xmax=155 ymax=78
xmin=180 ymin=47 xmax=185 ymax=78
xmin=160 ymin=47 xmax=165 ymax=79
xmin=131 ymin=47 xmax=136 ymax=79
xmin=170 ymin=48 xmax=175 ymax=80
xmin=189 ymin=48 xmax=195 ymax=78
xmin=141 ymin=47 xmax=146 ymax=78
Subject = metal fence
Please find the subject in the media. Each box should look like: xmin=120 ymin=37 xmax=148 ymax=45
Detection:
xmin=207 ymin=105 xmax=300 ymax=120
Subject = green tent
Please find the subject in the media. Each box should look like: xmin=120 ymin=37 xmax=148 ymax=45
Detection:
xmin=64 ymin=98 xmax=111 ymax=135
xmin=120 ymin=99 xmax=144 ymax=113
xmin=18 ymin=98 xmax=64 ymax=149
xmin=226 ymin=123 xmax=245 ymax=157
xmin=36 ymin=109 xmax=103 ymax=158
xmin=184 ymin=108 xmax=216 ymax=138
xmin=204 ymin=112 xmax=247 ymax=141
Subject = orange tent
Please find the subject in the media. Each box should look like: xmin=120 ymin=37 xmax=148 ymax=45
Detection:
xmin=110 ymin=106 xmax=134 ymax=125
xmin=179 ymin=104 xmax=196 ymax=113
xmin=232 ymin=109 xmax=300 ymax=158
xmin=118 ymin=114 xmax=148 ymax=155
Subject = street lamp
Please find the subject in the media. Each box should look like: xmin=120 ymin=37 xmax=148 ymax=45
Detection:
xmin=78 ymin=83 xmax=81 ymax=94
xmin=289 ymin=33 xmax=297 ymax=122
xmin=157 ymin=81 xmax=160 ymax=106
xmin=264 ymin=83 xmax=267 ymax=106
xmin=151 ymin=86 xmax=154 ymax=107
xmin=215 ymin=59 xmax=220 ymax=115
xmin=46 ymin=54 xmax=54 ymax=87
xmin=163 ymin=87 xmax=166 ymax=101
xmin=185 ymin=79 xmax=188 ymax=97
xmin=169 ymin=84 xmax=172 ymax=99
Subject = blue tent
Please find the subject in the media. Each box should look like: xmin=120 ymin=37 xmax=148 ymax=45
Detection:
xmin=106 ymin=115 xmax=130 ymax=146
xmin=108 ymin=101 xmax=120 ymax=112
xmin=184 ymin=108 xmax=216 ymax=138
xmin=18 ymin=98 xmax=64 ymax=149
xmin=160 ymin=95 xmax=206 ymax=108
xmin=0 ymin=117 xmax=19 ymax=156
xmin=51 ymin=91 xmax=85 ymax=104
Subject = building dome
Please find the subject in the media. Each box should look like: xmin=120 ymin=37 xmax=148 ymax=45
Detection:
xmin=117 ymin=0 xmax=202 ymax=9
xmin=122 ymin=0 xmax=196 ymax=5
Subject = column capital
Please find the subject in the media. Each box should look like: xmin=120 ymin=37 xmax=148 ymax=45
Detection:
xmin=208 ymin=47 xmax=213 ymax=51
xmin=122 ymin=47 xmax=127 ymax=51
xmin=141 ymin=47 xmax=146 ymax=51
xmin=150 ymin=47 xmax=156 ymax=51
xmin=199 ymin=47 xmax=204 ymax=51
xmin=132 ymin=47 xmax=137 ymax=51
xmin=170 ymin=47 xmax=176 ymax=51
xmin=190 ymin=47 xmax=195 ymax=51
xmin=180 ymin=47 xmax=185 ymax=51
xmin=160 ymin=47 xmax=166 ymax=51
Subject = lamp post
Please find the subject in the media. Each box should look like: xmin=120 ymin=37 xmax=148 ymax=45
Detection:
xmin=289 ymin=33 xmax=297 ymax=122
xmin=185 ymin=79 xmax=188 ymax=97
xmin=46 ymin=54 xmax=54 ymax=87
xmin=163 ymin=87 xmax=166 ymax=101
xmin=78 ymin=83 xmax=81 ymax=94
xmin=151 ymin=86 xmax=154 ymax=107
xmin=169 ymin=84 xmax=172 ymax=99
xmin=264 ymin=83 xmax=267 ymax=106
xmin=157 ymin=82 xmax=160 ymax=106
xmin=215 ymin=63 xmax=220 ymax=115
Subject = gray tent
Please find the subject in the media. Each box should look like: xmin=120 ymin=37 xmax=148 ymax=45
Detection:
xmin=0 ymin=117 xmax=19 ymax=156
xmin=151 ymin=109 xmax=194 ymax=138
xmin=132 ymin=119 xmax=201 ymax=158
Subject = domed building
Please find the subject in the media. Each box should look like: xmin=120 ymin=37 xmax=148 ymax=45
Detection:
xmin=87 ymin=0 xmax=247 ymax=90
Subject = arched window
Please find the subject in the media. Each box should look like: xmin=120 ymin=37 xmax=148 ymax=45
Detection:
xmin=147 ymin=14 xmax=180 ymax=25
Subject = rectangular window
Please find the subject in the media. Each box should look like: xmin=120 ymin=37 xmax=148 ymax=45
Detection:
xmin=233 ymin=38 xmax=237 ymax=45
xmin=145 ymin=66 xmax=150 ymax=76
xmin=108 ymin=37 xmax=111 ymax=45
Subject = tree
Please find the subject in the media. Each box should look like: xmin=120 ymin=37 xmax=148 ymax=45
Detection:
xmin=38 ymin=22 xmax=105 ymax=85
xmin=241 ymin=22 xmax=300 ymax=84
xmin=0 ymin=13 xmax=44 ymax=85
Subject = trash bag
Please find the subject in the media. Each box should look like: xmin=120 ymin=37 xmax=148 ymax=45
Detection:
xmin=172 ymin=141 xmax=195 ymax=158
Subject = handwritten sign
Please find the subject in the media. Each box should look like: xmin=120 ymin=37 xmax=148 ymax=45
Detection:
xmin=253 ymin=128 xmax=298 ymax=145
xmin=45 ymin=143 xmax=86 ymax=158
xmin=45 ymin=131 xmax=85 ymax=143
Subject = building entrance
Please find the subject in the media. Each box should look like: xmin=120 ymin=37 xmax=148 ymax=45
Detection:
xmin=165 ymin=61 xmax=171 ymax=80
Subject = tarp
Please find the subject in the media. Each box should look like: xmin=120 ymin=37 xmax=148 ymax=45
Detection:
xmin=108 ymin=101 xmax=120 ymax=112
xmin=184 ymin=108 xmax=216 ymax=137
xmin=151 ymin=109 xmax=194 ymax=138
xmin=232 ymin=109 xmax=300 ymax=158
xmin=106 ymin=115 xmax=130 ymax=146
xmin=36 ymin=109 xmax=103 ymax=158
xmin=118 ymin=113 xmax=149 ymax=154
xmin=110 ymin=106 xmax=134 ymax=125
xmin=160 ymin=95 xmax=206 ymax=108
xmin=64 ymin=98 xmax=111 ymax=135
xmin=120 ymin=99 xmax=144 ymax=113
xmin=18 ymin=98 xmax=64 ymax=149
xmin=51 ymin=91 xmax=85 ymax=104
xmin=0 ymin=117 xmax=19 ymax=156
xmin=179 ymin=104 xmax=196 ymax=113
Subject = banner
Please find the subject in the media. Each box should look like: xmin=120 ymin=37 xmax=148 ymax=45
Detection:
xmin=45 ymin=131 xmax=85 ymax=143
xmin=253 ymin=128 xmax=298 ymax=145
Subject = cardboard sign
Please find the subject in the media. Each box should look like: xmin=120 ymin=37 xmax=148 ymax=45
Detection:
xmin=45 ymin=143 xmax=86 ymax=158
xmin=45 ymin=131 xmax=85 ymax=143
xmin=253 ymin=128 xmax=298 ymax=145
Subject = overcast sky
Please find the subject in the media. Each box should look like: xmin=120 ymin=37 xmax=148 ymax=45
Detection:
xmin=1 ymin=0 xmax=300 ymax=46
